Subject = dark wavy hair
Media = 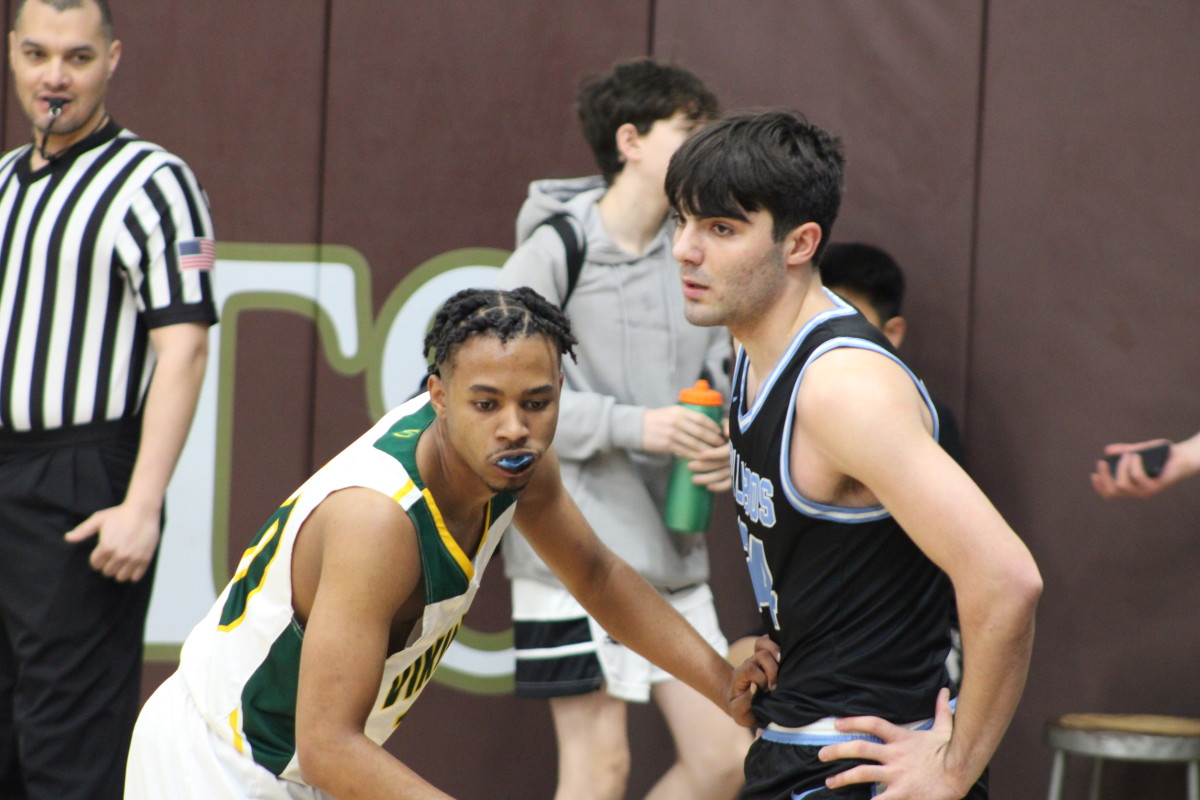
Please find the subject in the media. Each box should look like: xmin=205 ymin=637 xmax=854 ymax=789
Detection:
xmin=666 ymin=109 xmax=845 ymax=260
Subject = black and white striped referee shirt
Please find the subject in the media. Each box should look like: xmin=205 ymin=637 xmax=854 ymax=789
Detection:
xmin=0 ymin=120 xmax=217 ymax=434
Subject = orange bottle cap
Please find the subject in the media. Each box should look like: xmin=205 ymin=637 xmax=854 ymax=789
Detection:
xmin=678 ymin=379 xmax=723 ymax=405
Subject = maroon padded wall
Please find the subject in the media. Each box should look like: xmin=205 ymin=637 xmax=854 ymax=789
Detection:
xmin=655 ymin=1 xmax=984 ymax=421
xmin=972 ymin=4 xmax=1200 ymax=797
xmin=5 ymin=1 xmax=1199 ymax=797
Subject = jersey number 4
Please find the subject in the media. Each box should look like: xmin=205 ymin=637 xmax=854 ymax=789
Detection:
xmin=738 ymin=518 xmax=780 ymax=631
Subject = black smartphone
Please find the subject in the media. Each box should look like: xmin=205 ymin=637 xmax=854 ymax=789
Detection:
xmin=1103 ymin=442 xmax=1170 ymax=479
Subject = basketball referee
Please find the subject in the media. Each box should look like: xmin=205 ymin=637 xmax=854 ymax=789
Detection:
xmin=0 ymin=2 xmax=216 ymax=798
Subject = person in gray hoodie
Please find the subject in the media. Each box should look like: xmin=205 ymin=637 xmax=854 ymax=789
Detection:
xmin=496 ymin=58 xmax=749 ymax=800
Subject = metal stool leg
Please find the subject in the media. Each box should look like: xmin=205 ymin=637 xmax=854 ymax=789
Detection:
xmin=1046 ymin=715 xmax=1200 ymax=800
xmin=1087 ymin=757 xmax=1103 ymax=800
xmin=1046 ymin=749 xmax=1065 ymax=800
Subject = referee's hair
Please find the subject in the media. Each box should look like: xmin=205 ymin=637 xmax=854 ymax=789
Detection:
xmin=13 ymin=0 xmax=116 ymax=41
xmin=423 ymin=287 xmax=577 ymax=377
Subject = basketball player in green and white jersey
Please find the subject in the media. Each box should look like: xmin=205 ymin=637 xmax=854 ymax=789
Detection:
xmin=125 ymin=287 xmax=775 ymax=800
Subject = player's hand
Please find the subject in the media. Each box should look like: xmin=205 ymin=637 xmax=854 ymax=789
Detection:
xmin=727 ymin=635 xmax=779 ymax=727
xmin=818 ymin=688 xmax=971 ymax=799
xmin=64 ymin=502 xmax=161 ymax=582
xmin=641 ymin=404 xmax=725 ymax=457
xmin=1091 ymin=439 xmax=1177 ymax=499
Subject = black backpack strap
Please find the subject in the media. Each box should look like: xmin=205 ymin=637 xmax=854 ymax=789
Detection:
xmin=539 ymin=214 xmax=587 ymax=309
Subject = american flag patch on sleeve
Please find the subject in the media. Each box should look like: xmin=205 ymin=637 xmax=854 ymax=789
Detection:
xmin=176 ymin=238 xmax=216 ymax=271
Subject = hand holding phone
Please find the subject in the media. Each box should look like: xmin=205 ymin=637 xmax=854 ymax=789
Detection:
xmin=1103 ymin=442 xmax=1170 ymax=479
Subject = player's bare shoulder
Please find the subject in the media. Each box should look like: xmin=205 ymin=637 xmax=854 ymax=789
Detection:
xmin=291 ymin=486 xmax=422 ymax=626
xmin=788 ymin=346 xmax=934 ymax=505
xmin=797 ymin=346 xmax=931 ymax=433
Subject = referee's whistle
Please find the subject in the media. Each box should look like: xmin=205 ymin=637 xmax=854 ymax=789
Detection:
xmin=47 ymin=98 xmax=65 ymax=116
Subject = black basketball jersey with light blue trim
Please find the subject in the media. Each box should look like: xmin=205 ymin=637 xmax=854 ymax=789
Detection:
xmin=728 ymin=295 xmax=952 ymax=729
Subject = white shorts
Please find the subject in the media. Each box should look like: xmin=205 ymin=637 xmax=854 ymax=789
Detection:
xmin=124 ymin=671 xmax=331 ymax=800
xmin=511 ymin=579 xmax=728 ymax=703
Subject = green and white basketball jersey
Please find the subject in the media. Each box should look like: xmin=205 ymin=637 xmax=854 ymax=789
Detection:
xmin=179 ymin=395 xmax=517 ymax=783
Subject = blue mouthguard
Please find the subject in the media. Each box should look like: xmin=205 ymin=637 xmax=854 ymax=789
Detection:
xmin=497 ymin=454 xmax=534 ymax=470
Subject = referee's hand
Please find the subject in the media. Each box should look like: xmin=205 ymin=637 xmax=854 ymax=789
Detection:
xmin=64 ymin=503 xmax=161 ymax=582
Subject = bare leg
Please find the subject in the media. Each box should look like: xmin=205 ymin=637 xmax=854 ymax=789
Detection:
xmin=643 ymin=679 xmax=750 ymax=800
xmin=550 ymin=691 xmax=630 ymax=800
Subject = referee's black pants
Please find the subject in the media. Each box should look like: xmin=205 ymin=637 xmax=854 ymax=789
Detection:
xmin=0 ymin=420 xmax=155 ymax=800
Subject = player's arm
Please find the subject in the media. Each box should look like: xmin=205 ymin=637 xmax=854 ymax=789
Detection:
xmin=512 ymin=449 xmax=774 ymax=725
xmin=800 ymin=349 xmax=1042 ymax=799
xmin=64 ymin=321 xmax=208 ymax=582
xmin=292 ymin=488 xmax=457 ymax=800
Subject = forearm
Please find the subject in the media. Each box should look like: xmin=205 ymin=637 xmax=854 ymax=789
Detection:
xmin=1172 ymin=431 xmax=1200 ymax=480
xmin=552 ymin=386 xmax=644 ymax=458
xmin=124 ymin=328 xmax=207 ymax=513
xmin=519 ymin=465 xmax=736 ymax=712
xmin=299 ymin=731 xmax=456 ymax=800
xmin=945 ymin=578 xmax=1040 ymax=787
xmin=569 ymin=553 xmax=732 ymax=710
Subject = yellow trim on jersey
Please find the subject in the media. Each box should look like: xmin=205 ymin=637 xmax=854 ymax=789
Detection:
xmin=230 ymin=518 xmax=280 ymax=583
xmin=219 ymin=518 xmax=285 ymax=632
xmin=421 ymin=487 xmax=474 ymax=579
xmin=229 ymin=708 xmax=245 ymax=754
xmin=392 ymin=478 xmax=422 ymax=507
xmin=478 ymin=498 xmax=493 ymax=551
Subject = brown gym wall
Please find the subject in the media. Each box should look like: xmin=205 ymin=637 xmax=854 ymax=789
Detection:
xmin=4 ymin=2 xmax=1198 ymax=797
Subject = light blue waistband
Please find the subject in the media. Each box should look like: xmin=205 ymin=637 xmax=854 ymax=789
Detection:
xmin=761 ymin=698 xmax=954 ymax=746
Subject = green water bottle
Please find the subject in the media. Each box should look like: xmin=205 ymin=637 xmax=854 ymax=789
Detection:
xmin=664 ymin=380 xmax=724 ymax=534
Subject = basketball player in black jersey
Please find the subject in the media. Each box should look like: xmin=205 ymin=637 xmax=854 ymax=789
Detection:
xmin=665 ymin=111 xmax=1042 ymax=800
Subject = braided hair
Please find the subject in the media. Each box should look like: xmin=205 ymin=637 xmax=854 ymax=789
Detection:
xmin=423 ymin=287 xmax=577 ymax=377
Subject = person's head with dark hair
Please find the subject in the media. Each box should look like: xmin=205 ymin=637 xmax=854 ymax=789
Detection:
xmin=819 ymin=242 xmax=909 ymax=348
xmin=423 ymin=287 xmax=578 ymax=494
xmin=423 ymin=287 xmax=576 ymax=377
xmin=666 ymin=109 xmax=844 ymax=259
xmin=577 ymin=57 xmax=718 ymax=186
